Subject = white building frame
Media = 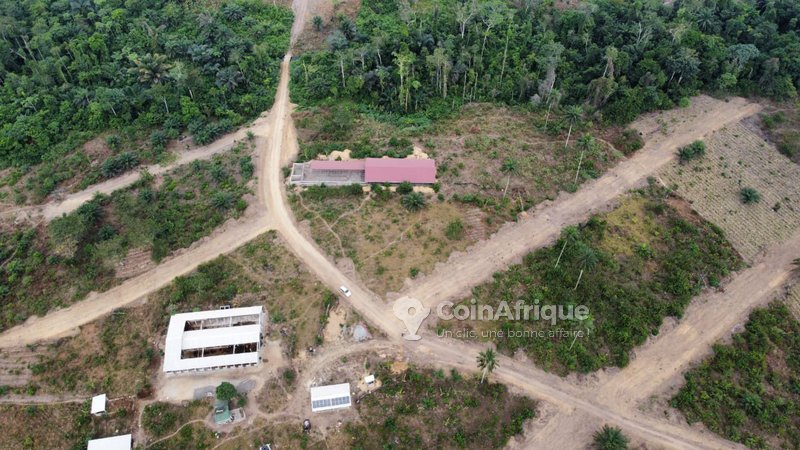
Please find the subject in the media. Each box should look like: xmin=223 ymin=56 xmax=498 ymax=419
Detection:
xmin=163 ymin=306 xmax=266 ymax=374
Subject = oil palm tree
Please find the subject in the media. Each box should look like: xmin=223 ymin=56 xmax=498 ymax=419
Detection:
xmin=593 ymin=425 xmax=629 ymax=450
xmin=564 ymin=105 xmax=583 ymax=148
xmin=573 ymin=242 xmax=598 ymax=290
xmin=575 ymin=134 xmax=596 ymax=183
xmin=129 ymin=53 xmax=171 ymax=85
xmin=477 ymin=348 xmax=498 ymax=384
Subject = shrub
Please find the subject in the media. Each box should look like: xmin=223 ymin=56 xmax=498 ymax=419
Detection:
xmin=101 ymin=152 xmax=139 ymax=178
xmin=396 ymin=181 xmax=413 ymax=194
xmin=445 ymin=219 xmax=465 ymax=241
xmin=739 ymin=187 xmax=761 ymax=204
xmin=401 ymin=192 xmax=426 ymax=211
xmin=593 ymin=425 xmax=629 ymax=450
xmin=677 ymin=141 xmax=706 ymax=163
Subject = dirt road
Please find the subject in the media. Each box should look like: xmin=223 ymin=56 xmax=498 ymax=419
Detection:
xmin=0 ymin=213 xmax=272 ymax=347
xmin=399 ymin=96 xmax=762 ymax=311
xmin=258 ymin=54 xmax=401 ymax=336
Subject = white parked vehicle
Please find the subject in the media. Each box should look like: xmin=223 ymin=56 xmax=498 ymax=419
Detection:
xmin=339 ymin=286 xmax=352 ymax=297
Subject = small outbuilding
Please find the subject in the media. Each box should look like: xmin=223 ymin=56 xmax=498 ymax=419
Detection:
xmin=214 ymin=400 xmax=233 ymax=424
xmin=90 ymin=394 xmax=107 ymax=415
xmin=310 ymin=383 xmax=352 ymax=412
xmin=87 ymin=434 xmax=132 ymax=450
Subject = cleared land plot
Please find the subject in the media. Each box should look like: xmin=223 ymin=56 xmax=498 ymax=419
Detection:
xmin=660 ymin=122 xmax=800 ymax=262
xmin=0 ymin=145 xmax=255 ymax=332
xmin=443 ymin=185 xmax=742 ymax=374
xmin=291 ymin=185 xmax=478 ymax=295
xmin=16 ymin=232 xmax=334 ymax=398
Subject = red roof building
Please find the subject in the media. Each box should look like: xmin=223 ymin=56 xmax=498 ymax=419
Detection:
xmin=292 ymin=157 xmax=436 ymax=185
xmin=364 ymin=158 xmax=436 ymax=184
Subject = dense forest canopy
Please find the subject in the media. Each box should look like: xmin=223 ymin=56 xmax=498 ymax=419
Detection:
xmin=292 ymin=0 xmax=800 ymax=123
xmin=0 ymin=0 xmax=292 ymax=169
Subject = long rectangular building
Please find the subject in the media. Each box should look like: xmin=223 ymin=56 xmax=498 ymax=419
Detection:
xmin=163 ymin=306 xmax=265 ymax=374
xmin=290 ymin=157 xmax=436 ymax=186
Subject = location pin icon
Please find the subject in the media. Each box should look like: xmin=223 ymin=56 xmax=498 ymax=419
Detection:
xmin=392 ymin=297 xmax=430 ymax=341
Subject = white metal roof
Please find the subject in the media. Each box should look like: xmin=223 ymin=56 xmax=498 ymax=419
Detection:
xmin=181 ymin=324 xmax=261 ymax=350
xmin=90 ymin=394 xmax=107 ymax=414
xmin=310 ymin=383 xmax=351 ymax=412
xmin=87 ymin=434 xmax=132 ymax=450
xmin=163 ymin=306 xmax=263 ymax=373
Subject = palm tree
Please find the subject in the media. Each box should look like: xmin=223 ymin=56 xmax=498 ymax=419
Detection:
xmin=129 ymin=53 xmax=171 ymax=85
xmin=575 ymin=134 xmax=596 ymax=183
xmin=554 ymin=226 xmax=579 ymax=268
xmin=568 ymin=313 xmax=594 ymax=351
xmin=401 ymin=192 xmax=426 ymax=211
xmin=573 ymin=243 xmax=598 ymax=290
xmin=564 ymin=105 xmax=583 ymax=147
xmin=477 ymin=348 xmax=498 ymax=384
xmin=593 ymin=425 xmax=629 ymax=450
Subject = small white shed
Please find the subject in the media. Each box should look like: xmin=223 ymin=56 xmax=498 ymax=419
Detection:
xmin=310 ymin=383 xmax=351 ymax=412
xmin=90 ymin=394 xmax=107 ymax=415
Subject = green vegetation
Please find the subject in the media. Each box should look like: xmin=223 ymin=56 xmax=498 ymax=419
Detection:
xmin=678 ymin=141 xmax=706 ymax=163
xmin=739 ymin=186 xmax=762 ymax=204
xmin=401 ymin=191 xmax=427 ymax=211
xmin=672 ymin=303 xmax=800 ymax=449
xmin=143 ymin=401 xmax=208 ymax=439
xmin=760 ymin=109 xmax=800 ymax=162
xmin=345 ymin=364 xmax=536 ymax=449
xmin=1 ymin=0 xmax=292 ymax=200
xmin=0 ymin=148 xmax=252 ymax=331
xmin=477 ymin=347 xmax=499 ymax=384
xmin=215 ymin=382 xmax=237 ymax=401
xmin=452 ymin=184 xmax=742 ymax=374
xmin=293 ymin=0 xmax=799 ymax=125
xmin=593 ymin=425 xmax=629 ymax=450
xmin=0 ymin=399 xmax=135 ymax=450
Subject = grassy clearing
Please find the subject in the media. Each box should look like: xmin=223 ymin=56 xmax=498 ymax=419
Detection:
xmin=143 ymin=400 xmax=211 ymax=443
xmin=23 ymin=232 xmax=333 ymax=397
xmin=0 ymin=398 xmax=136 ymax=450
xmin=758 ymin=104 xmax=800 ymax=164
xmin=672 ymin=302 xmax=800 ymax=449
xmin=344 ymin=364 xmax=536 ymax=449
xmin=294 ymin=102 xmax=625 ymax=223
xmin=444 ymin=183 xmax=742 ymax=374
xmin=0 ymin=143 xmax=254 ymax=331
xmin=660 ymin=122 xmax=800 ymax=262
xmin=290 ymin=184 xmax=476 ymax=295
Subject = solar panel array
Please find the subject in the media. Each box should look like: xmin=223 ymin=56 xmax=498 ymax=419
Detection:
xmin=311 ymin=396 xmax=351 ymax=410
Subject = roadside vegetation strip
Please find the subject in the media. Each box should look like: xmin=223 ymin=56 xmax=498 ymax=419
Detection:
xmin=444 ymin=184 xmax=742 ymax=374
xmin=0 ymin=0 xmax=292 ymax=205
xmin=673 ymin=302 xmax=800 ymax=450
xmin=345 ymin=364 xmax=535 ymax=449
xmin=0 ymin=147 xmax=254 ymax=333
xmin=661 ymin=122 xmax=800 ymax=262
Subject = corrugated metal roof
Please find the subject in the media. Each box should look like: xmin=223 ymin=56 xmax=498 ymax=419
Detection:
xmin=163 ymin=306 xmax=264 ymax=373
xmin=87 ymin=434 xmax=132 ymax=450
xmin=309 ymin=160 xmax=366 ymax=171
xmin=91 ymin=394 xmax=107 ymax=414
xmin=364 ymin=158 xmax=436 ymax=184
xmin=181 ymin=324 xmax=261 ymax=350
xmin=310 ymin=383 xmax=352 ymax=412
